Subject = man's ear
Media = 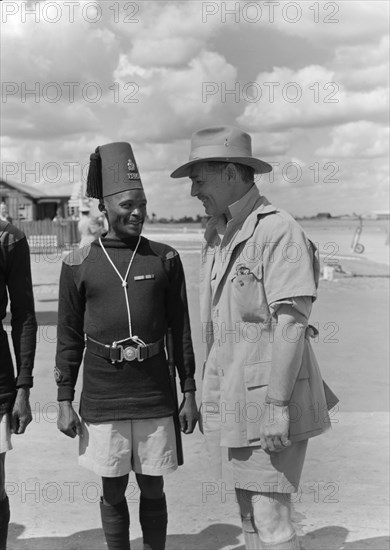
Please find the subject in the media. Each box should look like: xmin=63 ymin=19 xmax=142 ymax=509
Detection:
xmin=224 ymin=163 xmax=239 ymax=185
xmin=98 ymin=201 xmax=106 ymax=213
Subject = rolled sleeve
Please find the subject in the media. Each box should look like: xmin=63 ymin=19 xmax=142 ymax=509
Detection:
xmin=262 ymin=218 xmax=318 ymax=305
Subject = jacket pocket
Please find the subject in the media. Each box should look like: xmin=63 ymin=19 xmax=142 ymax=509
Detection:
xmin=244 ymin=361 xmax=271 ymax=389
xmin=231 ymin=262 xmax=270 ymax=323
xmin=245 ymin=359 xmax=309 ymax=391
xmin=244 ymin=361 xmax=270 ymax=444
xmin=243 ymin=360 xmax=311 ymax=444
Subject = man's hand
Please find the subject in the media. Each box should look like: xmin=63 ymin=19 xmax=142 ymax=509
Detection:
xmin=57 ymin=401 xmax=82 ymax=438
xmin=179 ymin=392 xmax=198 ymax=434
xmin=259 ymin=403 xmax=291 ymax=453
xmin=11 ymin=387 xmax=32 ymax=434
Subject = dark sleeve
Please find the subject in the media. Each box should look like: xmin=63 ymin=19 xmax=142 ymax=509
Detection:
xmin=7 ymin=236 xmax=37 ymax=388
xmin=55 ymin=262 xmax=86 ymax=401
xmin=164 ymin=251 xmax=196 ymax=393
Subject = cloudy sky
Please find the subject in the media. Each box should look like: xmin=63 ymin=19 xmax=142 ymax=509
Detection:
xmin=2 ymin=0 xmax=389 ymax=218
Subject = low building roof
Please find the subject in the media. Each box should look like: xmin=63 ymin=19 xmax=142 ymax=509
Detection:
xmin=0 ymin=179 xmax=73 ymax=199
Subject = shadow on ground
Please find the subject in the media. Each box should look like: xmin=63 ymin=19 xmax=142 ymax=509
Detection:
xmin=8 ymin=523 xmax=243 ymax=550
xmin=300 ymin=526 xmax=390 ymax=550
xmin=8 ymin=523 xmax=390 ymax=550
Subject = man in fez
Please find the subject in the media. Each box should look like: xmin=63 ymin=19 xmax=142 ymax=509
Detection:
xmin=55 ymin=142 xmax=198 ymax=550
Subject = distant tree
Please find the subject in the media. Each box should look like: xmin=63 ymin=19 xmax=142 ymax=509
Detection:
xmin=316 ymin=212 xmax=332 ymax=219
xmin=177 ymin=216 xmax=194 ymax=223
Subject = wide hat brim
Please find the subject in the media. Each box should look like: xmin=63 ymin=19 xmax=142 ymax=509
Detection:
xmin=171 ymin=156 xmax=272 ymax=178
xmin=170 ymin=125 xmax=273 ymax=178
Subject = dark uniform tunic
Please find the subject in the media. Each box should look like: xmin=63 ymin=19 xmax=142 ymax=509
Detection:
xmin=0 ymin=221 xmax=37 ymax=415
xmin=55 ymin=236 xmax=196 ymax=423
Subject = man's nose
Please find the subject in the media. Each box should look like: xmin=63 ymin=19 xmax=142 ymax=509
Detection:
xmin=191 ymin=182 xmax=199 ymax=197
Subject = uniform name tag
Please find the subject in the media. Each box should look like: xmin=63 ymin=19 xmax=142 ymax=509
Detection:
xmin=134 ymin=274 xmax=155 ymax=281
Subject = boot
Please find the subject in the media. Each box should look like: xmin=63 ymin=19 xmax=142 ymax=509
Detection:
xmin=99 ymin=497 xmax=130 ymax=550
xmin=139 ymin=494 xmax=167 ymax=550
xmin=0 ymin=496 xmax=10 ymax=550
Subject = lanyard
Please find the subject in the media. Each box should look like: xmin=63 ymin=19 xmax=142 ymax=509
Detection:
xmin=98 ymin=236 xmax=144 ymax=343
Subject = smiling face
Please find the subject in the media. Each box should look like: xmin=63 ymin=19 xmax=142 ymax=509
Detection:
xmin=104 ymin=189 xmax=147 ymax=239
xmin=189 ymin=162 xmax=232 ymax=217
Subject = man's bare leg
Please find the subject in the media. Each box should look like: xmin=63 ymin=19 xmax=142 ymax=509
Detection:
xmin=237 ymin=489 xmax=300 ymax=549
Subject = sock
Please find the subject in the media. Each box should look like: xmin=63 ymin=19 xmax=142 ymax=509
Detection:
xmin=241 ymin=514 xmax=261 ymax=550
xmin=99 ymin=497 xmax=130 ymax=550
xmin=235 ymin=488 xmax=261 ymax=550
xmin=139 ymin=494 xmax=167 ymax=550
xmin=260 ymin=532 xmax=300 ymax=550
xmin=0 ymin=496 xmax=10 ymax=550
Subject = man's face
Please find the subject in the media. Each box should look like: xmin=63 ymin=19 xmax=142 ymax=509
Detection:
xmin=104 ymin=189 xmax=147 ymax=239
xmin=189 ymin=163 xmax=230 ymax=217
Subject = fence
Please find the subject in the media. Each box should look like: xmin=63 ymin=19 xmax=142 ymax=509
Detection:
xmin=13 ymin=220 xmax=79 ymax=252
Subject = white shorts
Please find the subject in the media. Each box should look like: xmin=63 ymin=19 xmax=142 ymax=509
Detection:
xmin=0 ymin=414 xmax=12 ymax=454
xmin=79 ymin=416 xmax=178 ymax=478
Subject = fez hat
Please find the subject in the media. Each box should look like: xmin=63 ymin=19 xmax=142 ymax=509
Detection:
xmin=171 ymin=126 xmax=272 ymax=178
xmin=86 ymin=142 xmax=143 ymax=199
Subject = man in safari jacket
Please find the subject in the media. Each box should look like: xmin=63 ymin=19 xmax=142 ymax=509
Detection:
xmin=171 ymin=126 xmax=338 ymax=550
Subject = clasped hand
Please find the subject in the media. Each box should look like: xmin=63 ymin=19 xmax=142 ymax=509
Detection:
xmin=259 ymin=403 xmax=291 ymax=453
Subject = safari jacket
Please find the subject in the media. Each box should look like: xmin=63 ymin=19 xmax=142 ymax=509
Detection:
xmin=199 ymin=187 xmax=338 ymax=448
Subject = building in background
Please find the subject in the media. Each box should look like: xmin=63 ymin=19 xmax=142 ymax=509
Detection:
xmin=0 ymin=179 xmax=74 ymax=221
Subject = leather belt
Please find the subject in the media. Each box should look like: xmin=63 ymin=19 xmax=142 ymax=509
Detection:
xmin=86 ymin=336 xmax=165 ymax=363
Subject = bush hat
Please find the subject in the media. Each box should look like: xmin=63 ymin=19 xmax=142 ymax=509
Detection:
xmin=171 ymin=126 xmax=272 ymax=178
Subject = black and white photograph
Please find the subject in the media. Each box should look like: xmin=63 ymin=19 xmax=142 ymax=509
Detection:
xmin=1 ymin=1 xmax=389 ymax=549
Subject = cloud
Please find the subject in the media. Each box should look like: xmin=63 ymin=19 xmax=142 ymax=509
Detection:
xmin=316 ymin=122 xmax=390 ymax=159
xmin=113 ymin=50 xmax=240 ymax=142
xmin=333 ymin=36 xmax=389 ymax=90
xmin=269 ymin=0 xmax=389 ymax=45
xmin=238 ymin=64 xmax=388 ymax=131
xmin=4 ymin=101 xmax=101 ymax=140
xmin=130 ymin=37 xmax=204 ymax=67
xmin=249 ymin=131 xmax=291 ymax=157
xmin=111 ymin=1 xmax=222 ymax=67
xmin=2 ymin=8 xmax=119 ymax=85
xmin=262 ymin=154 xmax=389 ymax=217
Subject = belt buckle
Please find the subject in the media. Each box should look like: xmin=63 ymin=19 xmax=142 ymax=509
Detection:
xmin=123 ymin=346 xmax=137 ymax=362
xmin=123 ymin=344 xmax=144 ymax=362
xmin=112 ymin=341 xmax=144 ymax=363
